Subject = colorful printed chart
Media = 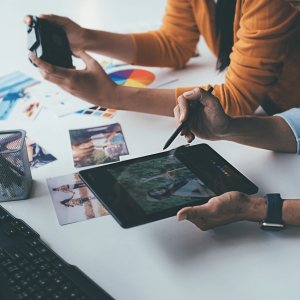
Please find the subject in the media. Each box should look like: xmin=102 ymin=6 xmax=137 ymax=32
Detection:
xmin=109 ymin=69 xmax=155 ymax=88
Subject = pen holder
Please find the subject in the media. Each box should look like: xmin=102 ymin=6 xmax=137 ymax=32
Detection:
xmin=0 ymin=130 xmax=32 ymax=202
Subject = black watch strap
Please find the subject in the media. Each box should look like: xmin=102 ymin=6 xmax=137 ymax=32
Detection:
xmin=260 ymin=194 xmax=284 ymax=231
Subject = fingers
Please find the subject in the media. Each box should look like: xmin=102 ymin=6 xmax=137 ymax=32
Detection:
xmin=39 ymin=14 xmax=67 ymax=26
xmin=37 ymin=68 xmax=67 ymax=86
xmin=177 ymin=95 xmax=189 ymax=123
xmin=29 ymin=54 xmax=71 ymax=78
xmin=73 ymin=51 xmax=98 ymax=69
xmin=23 ymin=15 xmax=33 ymax=25
xmin=183 ymin=87 xmax=221 ymax=110
xmin=177 ymin=206 xmax=209 ymax=230
xmin=173 ymin=104 xmax=181 ymax=128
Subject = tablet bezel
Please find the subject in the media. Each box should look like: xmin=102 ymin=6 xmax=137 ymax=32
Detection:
xmin=79 ymin=144 xmax=258 ymax=228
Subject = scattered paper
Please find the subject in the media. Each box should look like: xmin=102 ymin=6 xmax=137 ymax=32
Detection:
xmin=25 ymin=137 xmax=57 ymax=169
xmin=33 ymin=86 xmax=91 ymax=118
xmin=0 ymin=88 xmax=42 ymax=121
xmin=107 ymin=66 xmax=177 ymax=89
xmin=0 ymin=71 xmax=39 ymax=98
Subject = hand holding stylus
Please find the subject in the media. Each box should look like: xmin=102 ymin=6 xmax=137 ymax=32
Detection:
xmin=173 ymin=87 xmax=232 ymax=143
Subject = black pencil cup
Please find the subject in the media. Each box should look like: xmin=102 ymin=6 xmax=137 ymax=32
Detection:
xmin=0 ymin=130 xmax=32 ymax=202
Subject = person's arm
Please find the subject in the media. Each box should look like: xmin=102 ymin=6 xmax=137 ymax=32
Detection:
xmin=28 ymin=53 xmax=175 ymax=116
xmin=174 ymin=87 xmax=297 ymax=153
xmin=177 ymin=191 xmax=300 ymax=230
xmin=24 ymin=14 xmax=135 ymax=64
xmin=176 ymin=1 xmax=300 ymax=116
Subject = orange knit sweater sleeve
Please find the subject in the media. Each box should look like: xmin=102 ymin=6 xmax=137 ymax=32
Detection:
xmin=130 ymin=0 xmax=200 ymax=68
xmin=131 ymin=0 xmax=300 ymax=116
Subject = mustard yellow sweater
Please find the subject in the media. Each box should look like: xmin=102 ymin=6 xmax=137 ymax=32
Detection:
xmin=131 ymin=0 xmax=300 ymax=115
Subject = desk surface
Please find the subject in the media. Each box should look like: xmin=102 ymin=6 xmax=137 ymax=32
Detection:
xmin=1 ymin=1 xmax=300 ymax=300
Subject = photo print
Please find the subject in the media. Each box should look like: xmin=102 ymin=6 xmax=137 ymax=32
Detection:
xmin=0 ymin=135 xmax=56 ymax=170
xmin=25 ymin=137 xmax=57 ymax=170
xmin=69 ymin=123 xmax=129 ymax=168
xmin=0 ymin=88 xmax=42 ymax=121
xmin=46 ymin=173 xmax=109 ymax=225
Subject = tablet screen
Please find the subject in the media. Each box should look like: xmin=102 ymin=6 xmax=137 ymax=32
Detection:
xmin=107 ymin=155 xmax=215 ymax=214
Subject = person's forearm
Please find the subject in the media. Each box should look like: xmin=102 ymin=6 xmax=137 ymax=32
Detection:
xmin=106 ymin=85 xmax=175 ymax=117
xmin=82 ymin=29 xmax=135 ymax=64
xmin=223 ymin=116 xmax=297 ymax=153
xmin=243 ymin=195 xmax=300 ymax=227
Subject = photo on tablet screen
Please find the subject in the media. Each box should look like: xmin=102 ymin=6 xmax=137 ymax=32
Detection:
xmin=108 ymin=155 xmax=215 ymax=214
xmin=69 ymin=123 xmax=129 ymax=168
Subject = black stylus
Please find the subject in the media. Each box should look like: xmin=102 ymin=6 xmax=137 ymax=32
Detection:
xmin=163 ymin=86 xmax=214 ymax=150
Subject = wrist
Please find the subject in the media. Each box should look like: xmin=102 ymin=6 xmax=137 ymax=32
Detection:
xmin=81 ymin=28 xmax=99 ymax=52
xmin=241 ymin=195 xmax=267 ymax=223
xmin=218 ymin=116 xmax=237 ymax=141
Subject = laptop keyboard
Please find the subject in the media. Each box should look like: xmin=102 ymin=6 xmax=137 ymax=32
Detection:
xmin=0 ymin=205 xmax=114 ymax=300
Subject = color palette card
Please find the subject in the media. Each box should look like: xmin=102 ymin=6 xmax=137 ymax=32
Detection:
xmin=107 ymin=66 xmax=177 ymax=89
xmin=75 ymin=106 xmax=117 ymax=118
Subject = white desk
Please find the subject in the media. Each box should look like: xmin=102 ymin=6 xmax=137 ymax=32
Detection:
xmin=1 ymin=1 xmax=300 ymax=299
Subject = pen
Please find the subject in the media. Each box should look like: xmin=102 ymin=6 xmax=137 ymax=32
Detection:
xmin=163 ymin=86 xmax=214 ymax=150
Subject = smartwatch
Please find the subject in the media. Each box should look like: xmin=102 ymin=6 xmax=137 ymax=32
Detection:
xmin=260 ymin=193 xmax=284 ymax=231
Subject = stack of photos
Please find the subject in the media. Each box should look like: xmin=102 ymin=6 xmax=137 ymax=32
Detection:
xmin=46 ymin=173 xmax=109 ymax=225
xmin=69 ymin=123 xmax=129 ymax=168
xmin=75 ymin=106 xmax=117 ymax=118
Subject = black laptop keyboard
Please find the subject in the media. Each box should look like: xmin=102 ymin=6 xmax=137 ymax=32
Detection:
xmin=0 ymin=205 xmax=114 ymax=300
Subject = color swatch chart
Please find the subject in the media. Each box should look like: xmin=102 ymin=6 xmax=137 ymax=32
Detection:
xmin=108 ymin=69 xmax=155 ymax=88
xmin=75 ymin=106 xmax=117 ymax=118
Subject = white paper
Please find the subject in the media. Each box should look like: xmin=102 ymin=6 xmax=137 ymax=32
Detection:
xmin=33 ymin=85 xmax=91 ymax=118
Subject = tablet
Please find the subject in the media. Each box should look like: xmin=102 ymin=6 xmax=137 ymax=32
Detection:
xmin=79 ymin=144 xmax=258 ymax=228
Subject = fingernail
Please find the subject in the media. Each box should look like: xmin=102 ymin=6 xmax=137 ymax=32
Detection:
xmin=178 ymin=214 xmax=187 ymax=221
xmin=25 ymin=17 xmax=30 ymax=23
xmin=180 ymin=114 xmax=184 ymax=122
xmin=183 ymin=91 xmax=194 ymax=97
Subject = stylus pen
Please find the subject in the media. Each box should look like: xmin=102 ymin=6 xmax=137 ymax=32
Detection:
xmin=163 ymin=86 xmax=214 ymax=150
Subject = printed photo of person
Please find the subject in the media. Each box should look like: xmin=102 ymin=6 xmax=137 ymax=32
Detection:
xmin=46 ymin=173 xmax=109 ymax=225
xmin=69 ymin=123 xmax=129 ymax=168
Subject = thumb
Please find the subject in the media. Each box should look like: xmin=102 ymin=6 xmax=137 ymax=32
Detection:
xmin=183 ymin=87 xmax=221 ymax=109
xmin=177 ymin=206 xmax=199 ymax=221
xmin=73 ymin=51 xmax=98 ymax=68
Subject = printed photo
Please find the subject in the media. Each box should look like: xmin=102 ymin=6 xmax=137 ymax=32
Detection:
xmin=46 ymin=173 xmax=109 ymax=225
xmin=0 ymin=88 xmax=42 ymax=121
xmin=108 ymin=155 xmax=215 ymax=214
xmin=0 ymin=71 xmax=39 ymax=98
xmin=69 ymin=123 xmax=129 ymax=168
xmin=2 ymin=135 xmax=57 ymax=169
xmin=25 ymin=137 xmax=57 ymax=169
